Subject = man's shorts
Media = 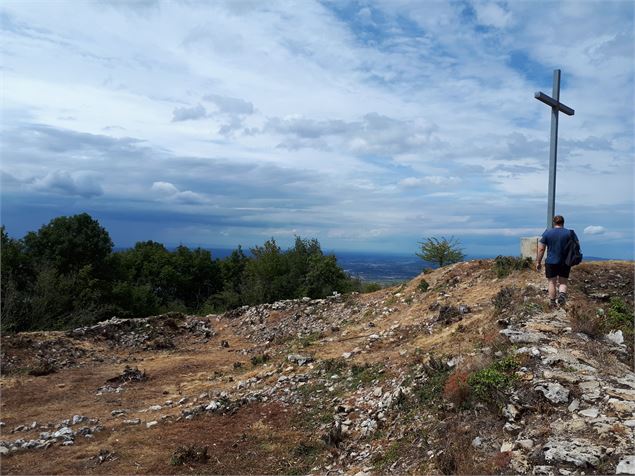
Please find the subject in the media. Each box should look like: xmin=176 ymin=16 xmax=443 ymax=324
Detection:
xmin=545 ymin=263 xmax=571 ymax=279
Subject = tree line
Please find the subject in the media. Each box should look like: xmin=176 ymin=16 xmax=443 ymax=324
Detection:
xmin=1 ymin=213 xmax=367 ymax=332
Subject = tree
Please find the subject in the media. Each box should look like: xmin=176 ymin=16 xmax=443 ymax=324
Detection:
xmin=416 ymin=236 xmax=465 ymax=268
xmin=1 ymin=227 xmax=34 ymax=331
xmin=23 ymin=213 xmax=113 ymax=276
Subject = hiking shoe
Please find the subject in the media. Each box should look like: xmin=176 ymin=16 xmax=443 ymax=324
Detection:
xmin=556 ymin=292 xmax=567 ymax=306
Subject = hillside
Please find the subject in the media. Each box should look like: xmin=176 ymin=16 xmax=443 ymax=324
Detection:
xmin=1 ymin=260 xmax=634 ymax=475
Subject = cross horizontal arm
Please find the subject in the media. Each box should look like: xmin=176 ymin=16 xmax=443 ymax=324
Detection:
xmin=534 ymin=92 xmax=575 ymax=116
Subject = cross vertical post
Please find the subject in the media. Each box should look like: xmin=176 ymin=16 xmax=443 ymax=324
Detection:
xmin=534 ymin=69 xmax=575 ymax=229
xmin=547 ymin=69 xmax=560 ymax=229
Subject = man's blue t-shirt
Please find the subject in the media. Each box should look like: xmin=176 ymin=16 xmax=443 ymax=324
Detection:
xmin=540 ymin=227 xmax=575 ymax=264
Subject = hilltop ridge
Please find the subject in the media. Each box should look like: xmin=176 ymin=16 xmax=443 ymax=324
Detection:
xmin=1 ymin=260 xmax=634 ymax=475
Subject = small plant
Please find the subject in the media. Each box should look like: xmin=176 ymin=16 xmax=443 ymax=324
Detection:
xmin=468 ymin=368 xmax=511 ymax=401
xmin=418 ymin=279 xmax=429 ymax=292
xmin=492 ymin=286 xmax=517 ymax=315
xmin=250 ymin=353 xmax=270 ymax=366
xmin=318 ymin=358 xmax=348 ymax=376
xmin=349 ymin=363 xmax=384 ymax=388
xmin=494 ymin=256 xmax=533 ymax=278
xmin=443 ymin=369 xmax=471 ymax=406
xmin=414 ymin=356 xmax=451 ymax=404
xmin=372 ymin=440 xmax=403 ymax=470
xmin=298 ymin=332 xmax=321 ymax=348
xmin=27 ymin=362 xmax=57 ymax=376
xmin=292 ymin=441 xmax=322 ymax=457
xmin=491 ymin=451 xmax=512 ymax=472
xmin=170 ymin=445 xmax=209 ymax=466
xmin=607 ymin=297 xmax=634 ymax=331
xmin=468 ymin=355 xmax=519 ymax=402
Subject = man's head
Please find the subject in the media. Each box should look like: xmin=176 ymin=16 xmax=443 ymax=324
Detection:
xmin=553 ymin=215 xmax=565 ymax=227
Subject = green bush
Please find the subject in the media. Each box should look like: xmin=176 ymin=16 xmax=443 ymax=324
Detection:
xmin=363 ymin=282 xmax=382 ymax=293
xmin=494 ymin=256 xmax=533 ymax=278
xmin=468 ymin=356 xmax=519 ymax=402
xmin=418 ymin=279 xmax=429 ymax=292
xmin=607 ymin=297 xmax=634 ymax=330
xmin=250 ymin=353 xmax=270 ymax=366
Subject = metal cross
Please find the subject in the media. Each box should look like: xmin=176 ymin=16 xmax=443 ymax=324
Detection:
xmin=535 ymin=69 xmax=575 ymax=228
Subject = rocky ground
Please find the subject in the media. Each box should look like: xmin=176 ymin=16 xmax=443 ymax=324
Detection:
xmin=1 ymin=260 xmax=633 ymax=475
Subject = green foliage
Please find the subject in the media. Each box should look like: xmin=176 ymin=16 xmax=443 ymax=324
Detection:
xmin=413 ymin=357 xmax=451 ymax=405
xmin=372 ymin=440 xmax=403 ymax=470
xmin=494 ymin=255 xmax=533 ymax=278
xmin=418 ymin=279 xmax=429 ymax=292
xmin=606 ymin=297 xmax=634 ymax=357
xmin=468 ymin=356 xmax=519 ymax=402
xmin=250 ymin=353 xmax=270 ymax=366
xmin=416 ymin=236 xmax=464 ymax=268
xmin=468 ymin=368 xmax=511 ymax=401
xmin=607 ymin=297 xmax=633 ymax=330
xmin=362 ymin=282 xmax=382 ymax=293
xmin=1 ymin=216 xmax=358 ymax=332
xmin=23 ymin=213 xmax=113 ymax=276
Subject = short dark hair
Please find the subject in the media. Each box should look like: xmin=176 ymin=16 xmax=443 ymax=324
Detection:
xmin=553 ymin=215 xmax=565 ymax=226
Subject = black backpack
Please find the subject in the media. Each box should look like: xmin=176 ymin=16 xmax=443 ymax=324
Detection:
xmin=564 ymin=230 xmax=583 ymax=267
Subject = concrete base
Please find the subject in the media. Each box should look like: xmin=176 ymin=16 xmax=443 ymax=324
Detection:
xmin=520 ymin=236 xmax=541 ymax=261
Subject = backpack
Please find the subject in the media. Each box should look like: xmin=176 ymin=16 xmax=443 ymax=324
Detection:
xmin=564 ymin=230 xmax=583 ymax=266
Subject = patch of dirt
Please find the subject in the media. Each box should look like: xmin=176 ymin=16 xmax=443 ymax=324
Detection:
xmin=1 ymin=402 xmax=321 ymax=475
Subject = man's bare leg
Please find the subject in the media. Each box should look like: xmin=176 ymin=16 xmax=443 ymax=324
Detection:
xmin=548 ymin=278 xmax=558 ymax=301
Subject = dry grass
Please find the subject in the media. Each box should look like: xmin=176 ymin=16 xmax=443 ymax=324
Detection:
xmin=569 ymin=302 xmax=604 ymax=338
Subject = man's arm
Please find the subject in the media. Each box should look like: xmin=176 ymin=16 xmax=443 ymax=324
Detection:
xmin=536 ymin=243 xmax=546 ymax=271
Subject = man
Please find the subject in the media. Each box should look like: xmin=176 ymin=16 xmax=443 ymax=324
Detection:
xmin=536 ymin=215 xmax=578 ymax=306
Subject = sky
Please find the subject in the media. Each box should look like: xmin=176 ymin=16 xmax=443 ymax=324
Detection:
xmin=1 ymin=0 xmax=634 ymax=259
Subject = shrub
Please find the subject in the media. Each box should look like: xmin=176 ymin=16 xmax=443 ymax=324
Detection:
xmin=494 ymin=256 xmax=533 ymax=278
xmin=607 ymin=297 xmax=634 ymax=331
xmin=443 ymin=369 xmax=471 ymax=406
xmin=418 ymin=279 xmax=429 ymax=292
xmin=250 ymin=353 xmax=270 ymax=366
xmin=319 ymin=358 xmax=348 ymax=375
xmin=170 ymin=445 xmax=209 ymax=466
xmin=363 ymin=282 xmax=382 ymax=293
xmin=468 ymin=356 xmax=519 ymax=402
xmin=415 ymin=357 xmax=451 ymax=404
xmin=468 ymin=368 xmax=511 ymax=401
xmin=492 ymin=286 xmax=517 ymax=315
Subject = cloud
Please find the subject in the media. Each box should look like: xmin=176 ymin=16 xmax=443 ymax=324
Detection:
xmin=151 ymin=181 xmax=207 ymax=204
xmin=584 ymin=225 xmax=606 ymax=235
xmin=151 ymin=181 xmax=179 ymax=195
xmin=266 ymin=113 xmax=439 ymax=156
xmin=31 ymin=170 xmax=103 ymax=198
xmin=399 ymin=176 xmax=461 ymax=187
xmin=204 ymin=94 xmax=254 ymax=115
xmin=473 ymin=2 xmax=513 ymax=28
xmin=172 ymin=104 xmax=207 ymax=122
